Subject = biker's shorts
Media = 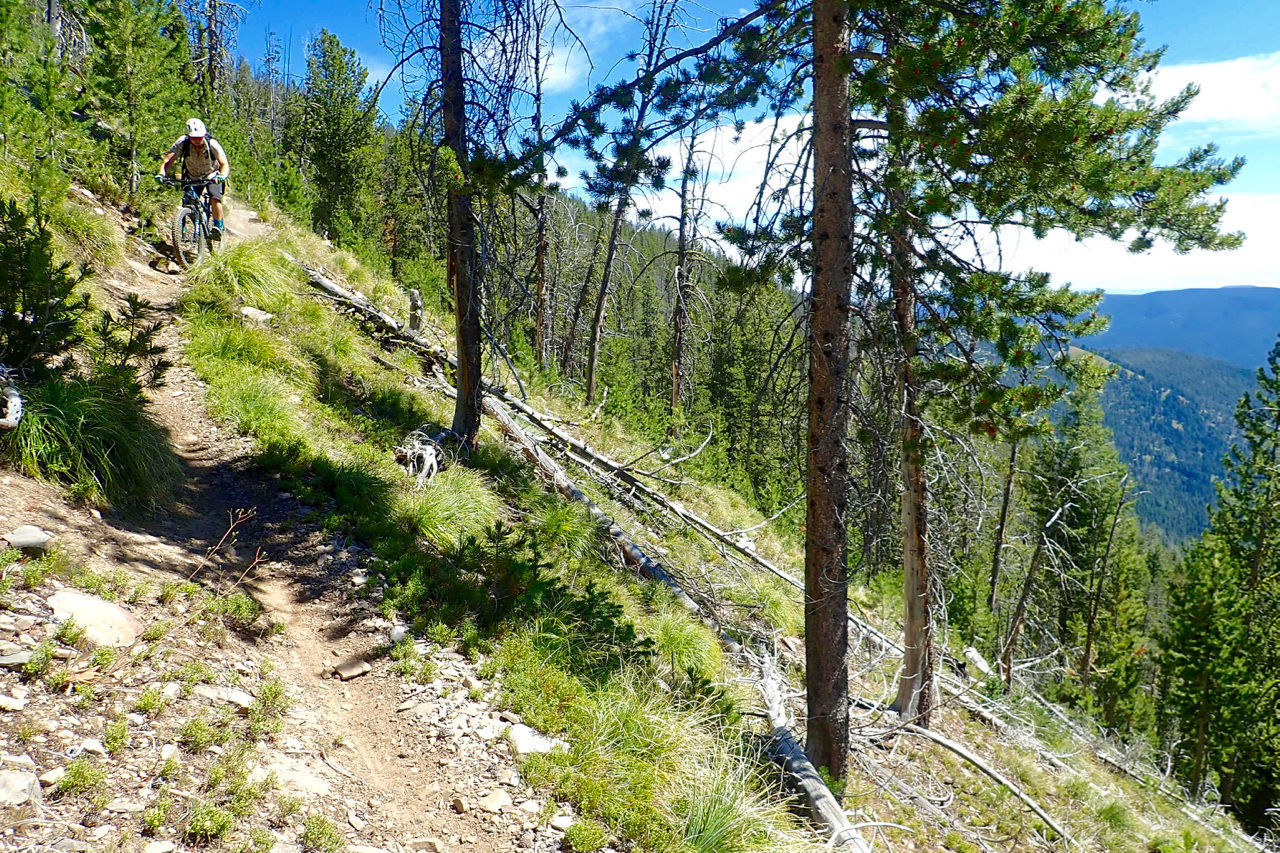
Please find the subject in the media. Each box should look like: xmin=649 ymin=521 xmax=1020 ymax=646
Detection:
xmin=206 ymin=181 xmax=225 ymax=202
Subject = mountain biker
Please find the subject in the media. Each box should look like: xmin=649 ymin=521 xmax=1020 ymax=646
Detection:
xmin=154 ymin=118 xmax=230 ymax=239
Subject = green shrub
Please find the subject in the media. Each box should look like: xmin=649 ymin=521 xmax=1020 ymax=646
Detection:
xmin=184 ymin=801 xmax=234 ymax=843
xmin=142 ymin=794 xmax=172 ymax=834
xmin=55 ymin=758 xmax=106 ymax=795
xmin=0 ymin=197 xmax=89 ymax=369
xmin=1 ymin=374 xmax=179 ymax=507
xmin=212 ymin=591 xmax=263 ymax=629
xmin=300 ymin=814 xmax=345 ymax=853
xmin=564 ymin=819 xmax=610 ymax=852
xmin=54 ymin=617 xmax=87 ymax=648
xmin=103 ymin=716 xmax=129 ymax=755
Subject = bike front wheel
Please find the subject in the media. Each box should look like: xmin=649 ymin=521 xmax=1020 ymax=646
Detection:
xmin=171 ymin=206 xmax=207 ymax=269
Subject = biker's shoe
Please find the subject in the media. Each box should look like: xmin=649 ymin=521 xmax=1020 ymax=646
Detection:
xmin=209 ymin=225 xmax=223 ymax=241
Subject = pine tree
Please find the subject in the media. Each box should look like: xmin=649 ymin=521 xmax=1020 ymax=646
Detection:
xmin=1164 ymin=340 xmax=1280 ymax=828
xmin=84 ymin=0 xmax=192 ymax=197
xmin=302 ymin=30 xmax=379 ymax=243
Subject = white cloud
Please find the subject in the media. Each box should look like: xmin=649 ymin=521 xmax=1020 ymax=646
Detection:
xmin=1003 ymin=193 xmax=1280 ymax=293
xmin=1150 ymin=51 xmax=1280 ymax=137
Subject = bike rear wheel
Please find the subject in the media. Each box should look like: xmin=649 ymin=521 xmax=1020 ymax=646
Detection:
xmin=171 ymin=206 xmax=207 ymax=269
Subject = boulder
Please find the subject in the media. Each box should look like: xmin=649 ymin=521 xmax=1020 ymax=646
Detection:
xmin=2 ymin=526 xmax=52 ymax=553
xmin=0 ymin=770 xmax=40 ymax=807
xmin=47 ymin=591 xmax=142 ymax=647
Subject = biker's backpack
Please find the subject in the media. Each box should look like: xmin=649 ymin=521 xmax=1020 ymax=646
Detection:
xmin=179 ymin=134 xmax=221 ymax=175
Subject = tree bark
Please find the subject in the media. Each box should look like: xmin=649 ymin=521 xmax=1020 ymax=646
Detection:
xmin=1080 ymin=487 xmax=1125 ymax=694
xmin=560 ymin=223 xmax=603 ymax=375
xmin=988 ymin=439 xmax=1019 ymax=613
xmin=804 ymin=0 xmax=853 ymax=780
xmin=531 ymin=31 xmax=549 ymax=369
xmin=441 ymin=0 xmax=481 ymax=447
xmin=584 ymin=194 xmax=628 ymax=403
xmin=670 ymin=120 xmax=700 ymax=414
xmin=1003 ymin=541 xmax=1044 ymax=689
xmin=888 ymin=99 xmax=933 ymax=726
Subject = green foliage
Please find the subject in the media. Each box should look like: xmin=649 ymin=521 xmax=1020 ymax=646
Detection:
xmin=300 ymin=30 xmax=379 ymax=244
xmin=87 ymin=293 xmax=173 ymax=390
xmin=104 ymin=716 xmax=130 ymax=755
xmin=1 ymin=373 xmax=179 ymax=507
xmin=82 ymin=0 xmax=192 ymax=198
xmin=299 ymin=814 xmax=345 ymax=853
xmin=0 ymin=198 xmax=89 ymax=370
xmin=564 ymin=819 xmax=610 ymax=852
xmin=134 ymin=686 xmax=168 ymax=716
xmin=1097 ymin=348 xmax=1255 ymax=541
xmin=142 ymin=794 xmax=173 ymax=834
xmin=182 ymin=237 xmax=299 ymax=314
xmin=55 ymin=758 xmax=106 ymax=796
xmin=1162 ymin=337 xmax=1280 ymax=831
xmin=184 ymin=801 xmax=235 ymax=843
xmin=54 ymin=617 xmax=86 ymax=648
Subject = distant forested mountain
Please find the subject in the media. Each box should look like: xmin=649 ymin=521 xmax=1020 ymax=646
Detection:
xmin=1090 ymin=287 xmax=1280 ymax=369
xmin=1093 ymin=348 xmax=1256 ymax=540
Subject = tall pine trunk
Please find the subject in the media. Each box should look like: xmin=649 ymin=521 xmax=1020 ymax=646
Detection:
xmin=560 ymin=224 xmax=603 ymax=375
xmin=804 ymin=0 xmax=852 ymax=779
xmin=531 ymin=33 xmax=549 ymax=368
xmin=584 ymin=194 xmax=628 ymax=404
xmin=670 ymin=143 xmax=694 ymax=413
xmin=1080 ymin=489 xmax=1125 ymax=694
xmin=442 ymin=0 xmax=481 ymax=447
xmin=887 ymin=100 xmax=934 ymax=726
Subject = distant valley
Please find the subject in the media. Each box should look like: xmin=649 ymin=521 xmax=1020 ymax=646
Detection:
xmin=1083 ymin=286 xmax=1280 ymax=540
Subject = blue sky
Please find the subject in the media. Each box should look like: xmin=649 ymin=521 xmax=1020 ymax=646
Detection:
xmin=235 ymin=0 xmax=1279 ymax=292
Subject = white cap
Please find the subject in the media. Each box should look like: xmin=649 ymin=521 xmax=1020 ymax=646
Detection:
xmin=185 ymin=118 xmax=207 ymax=138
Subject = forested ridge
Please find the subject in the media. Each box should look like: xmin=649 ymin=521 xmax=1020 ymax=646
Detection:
xmin=2 ymin=0 xmax=1280 ymax=849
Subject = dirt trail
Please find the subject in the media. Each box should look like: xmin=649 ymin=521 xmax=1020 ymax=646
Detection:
xmin=0 ymin=199 xmax=568 ymax=853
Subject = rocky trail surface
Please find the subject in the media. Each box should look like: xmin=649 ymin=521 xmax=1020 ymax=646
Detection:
xmin=0 ymin=202 xmax=583 ymax=853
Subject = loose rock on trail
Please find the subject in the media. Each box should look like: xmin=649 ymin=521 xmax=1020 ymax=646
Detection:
xmin=0 ymin=202 xmax=582 ymax=853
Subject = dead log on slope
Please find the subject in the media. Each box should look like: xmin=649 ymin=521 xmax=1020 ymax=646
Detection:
xmin=481 ymin=393 xmax=874 ymax=850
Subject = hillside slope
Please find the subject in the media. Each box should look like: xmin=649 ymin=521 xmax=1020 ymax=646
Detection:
xmin=1094 ymin=348 xmax=1255 ymax=540
xmin=1 ymin=194 xmax=1271 ymax=853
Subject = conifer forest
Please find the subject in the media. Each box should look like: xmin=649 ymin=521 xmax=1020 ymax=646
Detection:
xmin=1 ymin=0 xmax=1278 ymax=849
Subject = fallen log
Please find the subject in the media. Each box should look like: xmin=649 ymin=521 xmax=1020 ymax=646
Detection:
xmin=313 ymin=282 xmax=873 ymax=846
xmin=483 ymin=392 xmax=878 ymax=849
xmin=756 ymin=652 xmax=876 ymax=853
xmin=885 ymin=720 xmax=1075 ymax=847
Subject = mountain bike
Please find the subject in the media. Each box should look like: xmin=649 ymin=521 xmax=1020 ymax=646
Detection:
xmin=164 ymin=177 xmax=218 ymax=269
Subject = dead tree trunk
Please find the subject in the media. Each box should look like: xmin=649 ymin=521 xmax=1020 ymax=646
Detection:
xmin=670 ymin=114 xmax=703 ymax=414
xmin=584 ymin=193 xmax=628 ymax=404
xmin=1002 ymin=542 xmax=1044 ymax=689
xmin=804 ymin=0 xmax=854 ymax=779
xmin=1080 ymin=486 xmax=1126 ymax=694
xmin=441 ymin=0 xmax=482 ymax=447
xmin=560 ymin=224 xmax=603 ymax=375
xmin=987 ymin=439 xmax=1019 ymax=613
xmin=531 ymin=31 xmax=549 ymax=369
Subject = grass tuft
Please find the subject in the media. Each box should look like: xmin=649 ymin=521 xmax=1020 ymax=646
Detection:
xmin=395 ymin=464 xmax=504 ymax=546
xmin=1 ymin=374 xmax=179 ymax=508
xmin=183 ymin=237 xmax=298 ymax=314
